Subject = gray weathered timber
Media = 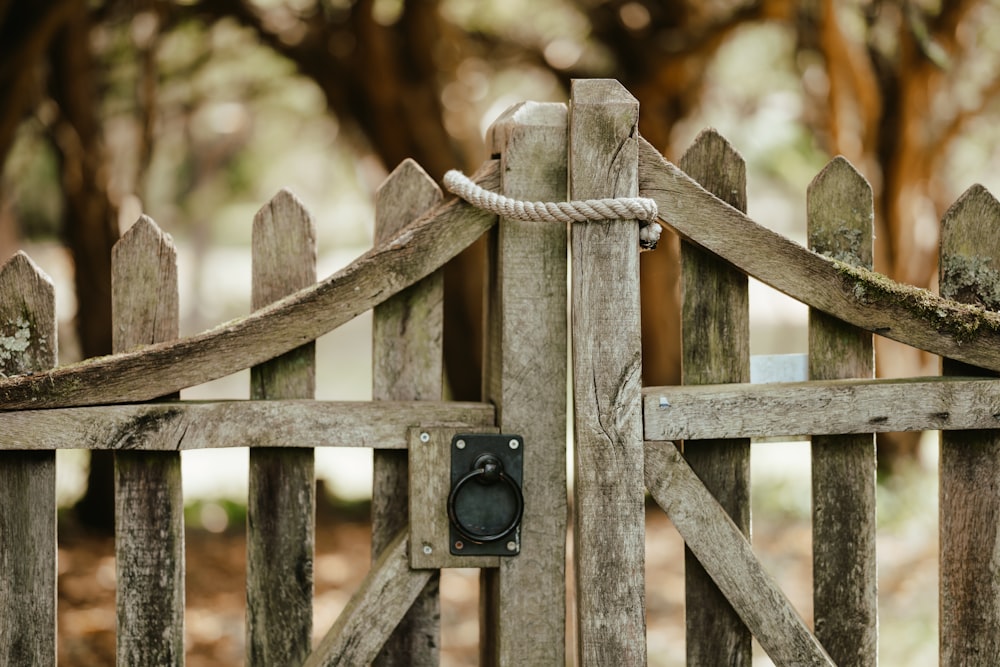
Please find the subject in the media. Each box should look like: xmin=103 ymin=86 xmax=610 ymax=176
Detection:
xmin=808 ymin=157 xmax=877 ymax=667
xmin=480 ymin=101 xmax=568 ymax=666
xmin=642 ymin=376 xmax=1000 ymax=439
xmin=645 ymin=441 xmax=835 ymax=666
xmin=112 ymin=217 xmax=185 ymax=667
xmin=408 ymin=427 xmax=501 ymax=570
xmin=678 ymin=129 xmax=752 ymax=666
xmin=638 ymin=138 xmax=1000 ymax=373
xmin=372 ymin=159 xmax=443 ymax=666
xmin=0 ymin=160 xmax=499 ymax=411
xmin=569 ymin=79 xmax=646 ymax=666
xmin=939 ymin=184 xmax=1000 ymax=665
xmin=0 ymin=400 xmax=494 ymax=450
xmin=0 ymin=252 xmax=56 ymax=667
xmin=247 ymin=189 xmax=316 ymax=666
xmin=304 ymin=529 xmax=434 ymax=667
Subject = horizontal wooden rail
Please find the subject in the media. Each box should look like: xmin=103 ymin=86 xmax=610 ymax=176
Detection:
xmin=0 ymin=400 xmax=494 ymax=450
xmin=639 ymin=139 xmax=1000 ymax=373
xmin=0 ymin=161 xmax=499 ymax=412
xmin=644 ymin=376 xmax=1000 ymax=440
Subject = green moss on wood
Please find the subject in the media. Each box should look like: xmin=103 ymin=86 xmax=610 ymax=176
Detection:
xmin=834 ymin=260 xmax=1000 ymax=343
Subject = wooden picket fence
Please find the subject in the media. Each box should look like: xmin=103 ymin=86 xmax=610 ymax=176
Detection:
xmin=3 ymin=78 xmax=1000 ymax=666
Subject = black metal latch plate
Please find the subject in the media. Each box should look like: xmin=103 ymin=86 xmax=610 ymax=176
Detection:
xmin=448 ymin=434 xmax=523 ymax=556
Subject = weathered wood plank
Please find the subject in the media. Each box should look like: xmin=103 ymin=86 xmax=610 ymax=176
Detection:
xmin=112 ymin=217 xmax=185 ymax=667
xmin=0 ymin=160 xmax=499 ymax=411
xmin=247 ymin=189 xmax=316 ymax=666
xmin=408 ymin=427 xmax=501 ymax=570
xmin=808 ymin=157 xmax=877 ymax=666
xmin=678 ymin=129 xmax=752 ymax=665
xmin=372 ymin=159 xmax=443 ymax=666
xmin=303 ymin=529 xmax=434 ymax=667
xmin=939 ymin=184 xmax=1000 ymax=665
xmin=645 ymin=440 xmax=834 ymax=666
xmin=643 ymin=376 xmax=1000 ymax=440
xmin=570 ymin=78 xmax=646 ymax=666
xmin=0 ymin=252 xmax=56 ymax=667
xmin=481 ymin=100 xmax=568 ymax=665
xmin=0 ymin=400 xmax=494 ymax=450
xmin=638 ymin=139 xmax=1000 ymax=373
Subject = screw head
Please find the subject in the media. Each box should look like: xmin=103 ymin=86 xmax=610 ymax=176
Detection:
xmin=454 ymin=540 xmax=464 ymax=550
xmin=506 ymin=540 xmax=517 ymax=552
xmin=509 ymin=438 xmax=519 ymax=449
xmin=419 ymin=432 xmax=430 ymax=443
xmin=422 ymin=544 xmax=433 ymax=555
xmin=456 ymin=439 xmax=466 ymax=449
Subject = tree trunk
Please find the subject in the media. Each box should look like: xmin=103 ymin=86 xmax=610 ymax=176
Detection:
xmin=48 ymin=1 xmax=119 ymax=533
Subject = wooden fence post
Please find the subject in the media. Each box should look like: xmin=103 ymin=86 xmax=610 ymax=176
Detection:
xmin=570 ymin=78 xmax=646 ymax=665
xmin=371 ymin=158 xmax=444 ymax=665
xmin=481 ymin=101 xmax=568 ymax=665
xmin=113 ymin=217 xmax=184 ymax=666
xmin=247 ymin=190 xmax=317 ymax=665
xmin=0 ymin=252 xmax=56 ymax=666
xmin=807 ymin=157 xmax=877 ymax=666
xmin=939 ymin=184 xmax=1000 ymax=665
xmin=678 ymin=129 xmax=752 ymax=665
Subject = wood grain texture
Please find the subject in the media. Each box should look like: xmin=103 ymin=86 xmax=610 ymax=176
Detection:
xmin=112 ymin=217 xmax=185 ymax=667
xmin=569 ymin=79 xmax=646 ymax=666
xmin=645 ymin=441 xmax=834 ymax=666
xmin=939 ymin=184 xmax=1000 ymax=665
xmin=481 ymin=101 xmax=568 ymax=666
xmin=678 ymin=128 xmax=752 ymax=666
xmin=372 ymin=159 xmax=443 ymax=665
xmin=408 ymin=427 xmax=501 ymax=570
xmin=247 ymin=189 xmax=316 ymax=666
xmin=807 ymin=157 xmax=877 ymax=666
xmin=0 ymin=400 xmax=494 ymax=450
xmin=0 ymin=160 xmax=499 ymax=411
xmin=0 ymin=252 xmax=56 ymax=667
xmin=304 ymin=529 xmax=434 ymax=667
xmin=642 ymin=376 xmax=1000 ymax=439
xmin=638 ymin=139 xmax=1000 ymax=373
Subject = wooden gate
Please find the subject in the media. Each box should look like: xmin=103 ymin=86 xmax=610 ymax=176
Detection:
xmin=3 ymin=78 xmax=1000 ymax=665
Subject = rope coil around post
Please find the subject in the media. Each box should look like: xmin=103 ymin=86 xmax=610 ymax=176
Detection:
xmin=443 ymin=169 xmax=663 ymax=250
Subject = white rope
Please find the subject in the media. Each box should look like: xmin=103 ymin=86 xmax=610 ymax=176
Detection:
xmin=443 ymin=169 xmax=662 ymax=249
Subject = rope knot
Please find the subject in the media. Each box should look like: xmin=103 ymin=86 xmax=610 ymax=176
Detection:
xmin=443 ymin=170 xmax=662 ymax=250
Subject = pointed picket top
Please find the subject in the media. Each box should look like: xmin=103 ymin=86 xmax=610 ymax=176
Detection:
xmin=118 ymin=214 xmax=175 ymax=250
xmin=807 ymin=156 xmax=874 ymax=268
xmin=680 ymin=129 xmax=747 ymax=211
xmin=940 ymin=184 xmax=1000 ymax=310
xmin=375 ymin=159 xmax=442 ymax=243
xmin=0 ymin=251 xmax=56 ymax=375
xmin=113 ymin=214 xmax=179 ymax=351
xmin=252 ymin=188 xmax=317 ymax=309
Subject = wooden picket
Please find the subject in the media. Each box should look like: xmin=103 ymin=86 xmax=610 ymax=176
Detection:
xmin=5 ymin=79 xmax=1000 ymax=666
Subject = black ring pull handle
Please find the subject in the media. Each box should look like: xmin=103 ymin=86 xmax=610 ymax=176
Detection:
xmin=447 ymin=453 xmax=524 ymax=543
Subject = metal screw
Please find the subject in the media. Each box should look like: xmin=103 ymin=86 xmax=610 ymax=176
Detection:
xmin=506 ymin=541 xmax=517 ymax=552
xmin=456 ymin=439 xmax=466 ymax=449
xmin=422 ymin=544 xmax=433 ymax=555
xmin=419 ymin=432 xmax=430 ymax=443
xmin=509 ymin=438 xmax=519 ymax=450
xmin=454 ymin=540 xmax=464 ymax=550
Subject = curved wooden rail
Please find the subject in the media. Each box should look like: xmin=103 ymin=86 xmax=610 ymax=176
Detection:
xmin=0 ymin=161 xmax=499 ymax=411
xmin=639 ymin=138 xmax=1000 ymax=373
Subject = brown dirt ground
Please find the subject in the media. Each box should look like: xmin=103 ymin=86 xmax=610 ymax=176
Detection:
xmin=56 ymin=496 xmax=936 ymax=666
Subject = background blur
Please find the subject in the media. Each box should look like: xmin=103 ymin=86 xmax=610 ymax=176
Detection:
xmin=2 ymin=1 xmax=998 ymax=663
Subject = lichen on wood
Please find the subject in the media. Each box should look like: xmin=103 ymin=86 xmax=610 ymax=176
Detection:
xmin=833 ymin=259 xmax=1000 ymax=343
